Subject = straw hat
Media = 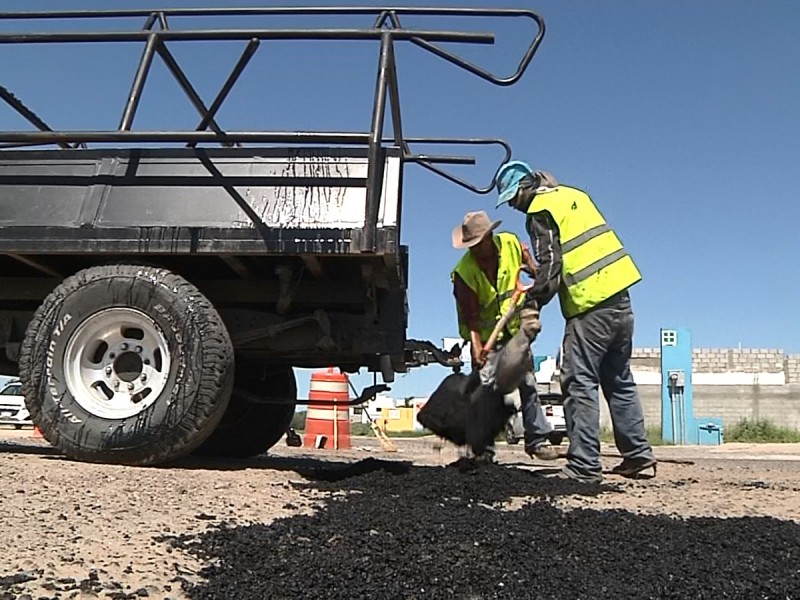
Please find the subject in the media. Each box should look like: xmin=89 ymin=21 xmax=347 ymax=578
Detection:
xmin=452 ymin=211 xmax=501 ymax=249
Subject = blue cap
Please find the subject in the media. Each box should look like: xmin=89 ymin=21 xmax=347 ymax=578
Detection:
xmin=495 ymin=160 xmax=534 ymax=207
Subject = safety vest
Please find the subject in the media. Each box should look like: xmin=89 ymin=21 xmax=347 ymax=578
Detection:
xmin=527 ymin=185 xmax=641 ymax=318
xmin=452 ymin=232 xmax=524 ymax=343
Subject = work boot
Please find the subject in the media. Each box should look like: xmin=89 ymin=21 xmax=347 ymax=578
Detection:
xmin=526 ymin=443 xmax=559 ymax=461
xmin=534 ymin=467 xmax=603 ymax=484
xmin=610 ymin=457 xmax=657 ymax=478
xmin=473 ymin=447 xmax=497 ymax=466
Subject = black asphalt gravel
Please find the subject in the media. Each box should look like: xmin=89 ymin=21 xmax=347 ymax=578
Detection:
xmin=167 ymin=459 xmax=800 ymax=600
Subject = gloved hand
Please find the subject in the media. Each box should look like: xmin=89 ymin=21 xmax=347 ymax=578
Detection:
xmin=470 ymin=332 xmax=486 ymax=368
xmin=519 ymin=307 xmax=542 ymax=340
xmin=471 ymin=343 xmax=486 ymax=369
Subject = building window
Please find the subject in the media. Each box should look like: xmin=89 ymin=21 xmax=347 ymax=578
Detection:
xmin=661 ymin=330 xmax=677 ymax=347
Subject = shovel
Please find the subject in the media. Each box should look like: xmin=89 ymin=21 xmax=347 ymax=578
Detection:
xmin=479 ymin=269 xmax=536 ymax=395
xmin=479 ymin=268 xmax=532 ymax=362
xmin=417 ymin=269 xmax=535 ymax=455
xmin=459 ymin=270 xmax=534 ymax=454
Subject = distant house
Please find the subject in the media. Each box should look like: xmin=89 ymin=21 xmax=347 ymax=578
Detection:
xmin=351 ymin=392 xmax=397 ymax=424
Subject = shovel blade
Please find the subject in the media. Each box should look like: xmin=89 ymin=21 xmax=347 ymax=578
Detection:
xmin=465 ymin=383 xmax=515 ymax=456
xmin=417 ymin=370 xmax=514 ymax=457
xmin=416 ymin=372 xmax=479 ymax=446
xmin=493 ymin=331 xmax=533 ymax=394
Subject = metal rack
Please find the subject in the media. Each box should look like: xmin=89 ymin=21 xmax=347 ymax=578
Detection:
xmin=0 ymin=6 xmax=545 ymax=251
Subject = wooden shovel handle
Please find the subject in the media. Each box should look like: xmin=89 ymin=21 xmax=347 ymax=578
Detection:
xmin=480 ymin=269 xmax=533 ymax=360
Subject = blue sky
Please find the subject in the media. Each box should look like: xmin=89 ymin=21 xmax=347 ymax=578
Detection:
xmin=1 ymin=1 xmax=799 ymax=399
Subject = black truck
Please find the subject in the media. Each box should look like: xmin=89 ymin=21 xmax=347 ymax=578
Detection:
xmin=0 ymin=6 xmax=544 ymax=465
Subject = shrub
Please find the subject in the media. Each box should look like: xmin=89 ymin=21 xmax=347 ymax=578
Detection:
xmin=350 ymin=423 xmax=373 ymax=437
xmin=349 ymin=422 xmax=434 ymax=437
xmin=725 ymin=419 xmax=800 ymax=443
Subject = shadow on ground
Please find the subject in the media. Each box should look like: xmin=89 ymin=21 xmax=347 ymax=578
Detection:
xmin=161 ymin=460 xmax=800 ymax=600
xmin=0 ymin=439 xmax=60 ymax=457
xmin=2 ymin=434 xmax=799 ymax=599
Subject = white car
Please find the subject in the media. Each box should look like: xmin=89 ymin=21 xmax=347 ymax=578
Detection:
xmin=506 ymin=391 xmax=567 ymax=446
xmin=0 ymin=379 xmax=32 ymax=428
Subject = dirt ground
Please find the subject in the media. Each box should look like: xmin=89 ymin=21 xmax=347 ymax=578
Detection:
xmin=2 ymin=427 xmax=800 ymax=599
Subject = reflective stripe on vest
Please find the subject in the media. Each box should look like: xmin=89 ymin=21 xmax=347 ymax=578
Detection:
xmin=563 ymin=247 xmax=628 ymax=287
xmin=527 ymin=186 xmax=641 ymax=318
xmin=560 ymin=223 xmax=611 ymax=254
xmin=452 ymin=231 xmax=524 ymax=342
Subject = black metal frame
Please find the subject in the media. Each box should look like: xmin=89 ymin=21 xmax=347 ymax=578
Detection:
xmin=0 ymin=6 xmax=545 ymax=251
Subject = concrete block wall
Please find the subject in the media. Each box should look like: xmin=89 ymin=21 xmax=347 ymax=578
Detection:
xmin=787 ymin=355 xmax=800 ymax=384
xmin=598 ymin=387 xmax=660 ymax=431
xmin=600 ymin=384 xmax=800 ymax=432
xmin=632 ymin=348 xmax=790 ymax=375
xmin=709 ymin=348 xmax=785 ymax=373
xmin=602 ymin=347 xmax=800 ymax=433
xmin=693 ymin=385 xmax=800 ymax=429
xmin=630 ymin=348 xmax=660 ymax=371
xmin=637 ymin=386 xmax=660 ymax=429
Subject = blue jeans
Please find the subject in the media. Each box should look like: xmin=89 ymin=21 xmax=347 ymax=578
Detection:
xmin=519 ymin=370 xmax=553 ymax=451
xmin=560 ymin=292 xmax=654 ymax=479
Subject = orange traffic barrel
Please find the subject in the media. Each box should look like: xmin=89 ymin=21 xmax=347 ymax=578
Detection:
xmin=303 ymin=368 xmax=351 ymax=450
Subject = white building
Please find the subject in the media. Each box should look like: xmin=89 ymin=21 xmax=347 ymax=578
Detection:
xmin=350 ymin=391 xmax=396 ymax=424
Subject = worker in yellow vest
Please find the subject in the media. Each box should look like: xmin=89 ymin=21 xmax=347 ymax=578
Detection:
xmin=451 ymin=210 xmax=559 ymax=464
xmin=495 ymin=161 xmax=656 ymax=483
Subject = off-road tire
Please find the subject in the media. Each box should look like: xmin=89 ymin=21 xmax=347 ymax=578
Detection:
xmin=18 ymin=264 xmax=234 ymax=465
xmin=194 ymin=359 xmax=297 ymax=458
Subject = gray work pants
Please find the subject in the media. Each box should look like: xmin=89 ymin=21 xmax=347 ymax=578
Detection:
xmin=518 ymin=369 xmax=553 ymax=451
xmin=560 ymin=292 xmax=654 ymax=479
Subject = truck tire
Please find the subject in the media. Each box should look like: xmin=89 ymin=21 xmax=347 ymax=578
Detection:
xmin=194 ymin=360 xmax=297 ymax=458
xmin=18 ymin=264 xmax=234 ymax=466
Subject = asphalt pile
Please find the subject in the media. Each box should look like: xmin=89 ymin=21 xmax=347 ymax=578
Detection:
xmin=167 ymin=461 xmax=800 ymax=600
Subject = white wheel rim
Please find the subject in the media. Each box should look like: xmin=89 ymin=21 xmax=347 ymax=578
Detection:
xmin=63 ymin=307 xmax=172 ymax=419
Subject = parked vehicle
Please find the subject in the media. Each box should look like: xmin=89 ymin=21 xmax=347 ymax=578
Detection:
xmin=0 ymin=379 xmax=32 ymax=429
xmin=0 ymin=6 xmax=544 ymax=465
xmin=505 ymin=391 xmax=567 ymax=446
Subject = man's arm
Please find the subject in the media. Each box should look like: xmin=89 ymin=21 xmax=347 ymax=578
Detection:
xmin=520 ymin=243 xmax=537 ymax=275
xmin=452 ymin=273 xmax=485 ymax=365
xmin=524 ymin=211 xmax=562 ymax=309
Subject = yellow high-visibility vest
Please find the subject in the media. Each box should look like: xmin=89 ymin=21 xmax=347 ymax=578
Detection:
xmin=452 ymin=232 xmax=524 ymax=342
xmin=527 ymin=185 xmax=641 ymax=318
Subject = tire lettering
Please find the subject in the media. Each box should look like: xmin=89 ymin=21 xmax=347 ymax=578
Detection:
xmin=153 ymin=303 xmax=187 ymax=394
xmin=45 ymin=313 xmax=73 ymax=409
xmin=59 ymin=407 xmax=81 ymax=424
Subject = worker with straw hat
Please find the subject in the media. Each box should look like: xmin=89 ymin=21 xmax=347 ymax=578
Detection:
xmin=451 ymin=210 xmax=559 ymax=465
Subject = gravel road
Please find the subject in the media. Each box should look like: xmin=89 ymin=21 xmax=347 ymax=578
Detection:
xmin=2 ymin=428 xmax=799 ymax=599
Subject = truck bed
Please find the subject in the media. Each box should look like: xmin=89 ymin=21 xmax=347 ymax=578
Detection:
xmin=0 ymin=146 xmax=408 ymax=374
xmin=0 ymin=146 xmax=401 ymax=251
